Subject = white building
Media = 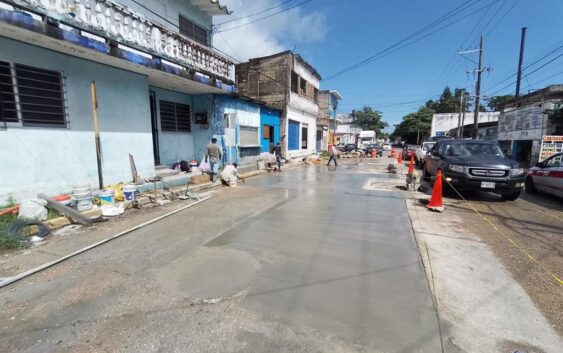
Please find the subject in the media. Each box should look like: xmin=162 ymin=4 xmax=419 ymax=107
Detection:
xmin=431 ymin=112 xmax=500 ymax=139
xmin=335 ymin=114 xmax=362 ymax=144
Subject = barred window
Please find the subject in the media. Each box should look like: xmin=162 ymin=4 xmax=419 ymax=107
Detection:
xmin=0 ymin=61 xmax=66 ymax=127
xmin=160 ymin=100 xmax=191 ymax=132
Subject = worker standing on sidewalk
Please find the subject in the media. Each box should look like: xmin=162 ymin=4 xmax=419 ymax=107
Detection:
xmin=327 ymin=144 xmax=339 ymax=166
xmin=271 ymin=142 xmax=283 ymax=172
xmin=205 ymin=137 xmax=222 ymax=182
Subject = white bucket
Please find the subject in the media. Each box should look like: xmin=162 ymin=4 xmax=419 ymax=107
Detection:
xmin=123 ymin=185 xmax=136 ymax=201
xmin=73 ymin=184 xmax=93 ymax=212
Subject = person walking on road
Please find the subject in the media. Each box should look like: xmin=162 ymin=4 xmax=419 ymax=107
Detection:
xmin=271 ymin=142 xmax=283 ymax=172
xmin=327 ymin=144 xmax=338 ymax=166
xmin=206 ymin=137 xmax=222 ymax=182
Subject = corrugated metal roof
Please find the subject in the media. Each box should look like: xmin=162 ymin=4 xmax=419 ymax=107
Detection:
xmin=189 ymin=0 xmax=231 ymax=16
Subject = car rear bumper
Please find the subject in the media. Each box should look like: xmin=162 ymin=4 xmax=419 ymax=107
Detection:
xmin=444 ymin=172 xmax=526 ymax=194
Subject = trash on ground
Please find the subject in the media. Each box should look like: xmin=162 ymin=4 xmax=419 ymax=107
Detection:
xmin=101 ymin=203 xmax=125 ymax=217
xmin=18 ymin=199 xmax=48 ymax=221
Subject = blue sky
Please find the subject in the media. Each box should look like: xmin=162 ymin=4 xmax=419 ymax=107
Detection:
xmin=216 ymin=0 xmax=563 ymax=131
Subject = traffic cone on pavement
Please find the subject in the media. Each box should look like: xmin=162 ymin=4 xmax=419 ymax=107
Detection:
xmin=408 ymin=156 xmax=414 ymax=174
xmin=427 ymin=169 xmax=444 ymax=212
xmin=397 ymin=153 xmax=403 ymax=164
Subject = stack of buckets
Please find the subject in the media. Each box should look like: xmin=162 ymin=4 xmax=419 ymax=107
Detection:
xmin=73 ymin=184 xmax=93 ymax=212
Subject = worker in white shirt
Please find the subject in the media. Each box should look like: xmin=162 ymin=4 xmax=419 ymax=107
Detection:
xmin=221 ymin=163 xmax=245 ymax=186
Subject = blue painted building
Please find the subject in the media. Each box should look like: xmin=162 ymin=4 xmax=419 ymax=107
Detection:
xmin=260 ymin=107 xmax=281 ymax=153
xmin=0 ymin=0 xmax=237 ymax=202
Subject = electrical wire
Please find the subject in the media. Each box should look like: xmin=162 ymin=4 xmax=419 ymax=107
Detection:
xmin=214 ymin=0 xmax=314 ymax=33
xmin=483 ymin=0 xmax=521 ymax=37
xmin=214 ymin=0 xmax=294 ymax=28
xmin=323 ymin=0 xmax=500 ymax=81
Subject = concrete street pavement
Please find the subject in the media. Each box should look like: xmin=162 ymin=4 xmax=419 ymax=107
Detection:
xmin=0 ymin=158 xmax=441 ymax=352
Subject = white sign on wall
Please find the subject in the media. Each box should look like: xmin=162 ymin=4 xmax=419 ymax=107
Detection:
xmin=498 ymin=106 xmax=546 ymax=141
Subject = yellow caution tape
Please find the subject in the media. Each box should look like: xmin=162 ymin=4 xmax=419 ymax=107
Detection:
xmin=442 ymin=176 xmax=563 ymax=286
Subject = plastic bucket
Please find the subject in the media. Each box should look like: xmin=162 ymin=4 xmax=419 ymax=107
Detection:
xmin=99 ymin=190 xmax=115 ymax=205
xmin=123 ymin=185 xmax=136 ymax=201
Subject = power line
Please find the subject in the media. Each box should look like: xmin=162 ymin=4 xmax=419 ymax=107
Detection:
xmin=483 ymin=0 xmax=521 ymax=37
xmin=324 ymin=0 xmax=500 ymax=81
xmin=214 ymin=0 xmax=314 ymax=33
xmin=486 ymin=51 xmax=563 ymax=97
xmin=214 ymin=0 xmax=294 ymax=28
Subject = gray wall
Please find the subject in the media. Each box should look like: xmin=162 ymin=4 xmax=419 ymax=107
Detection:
xmin=0 ymin=37 xmax=154 ymax=202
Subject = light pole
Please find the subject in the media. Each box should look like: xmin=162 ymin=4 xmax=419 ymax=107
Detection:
xmin=332 ymin=97 xmax=338 ymax=146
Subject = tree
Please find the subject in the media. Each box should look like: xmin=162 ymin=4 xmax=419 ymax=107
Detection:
xmin=425 ymin=86 xmax=466 ymax=113
xmin=351 ymin=106 xmax=388 ymax=135
xmin=391 ymin=107 xmax=435 ymax=144
xmin=487 ymin=95 xmax=514 ymax=111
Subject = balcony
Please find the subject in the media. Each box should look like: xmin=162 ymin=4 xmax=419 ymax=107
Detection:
xmin=0 ymin=0 xmax=235 ymax=86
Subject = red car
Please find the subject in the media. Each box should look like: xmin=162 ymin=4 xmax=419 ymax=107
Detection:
xmin=402 ymin=145 xmax=418 ymax=160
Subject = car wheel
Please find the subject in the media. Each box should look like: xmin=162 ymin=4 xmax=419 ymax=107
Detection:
xmin=501 ymin=190 xmax=521 ymax=201
xmin=525 ymin=176 xmax=537 ymax=194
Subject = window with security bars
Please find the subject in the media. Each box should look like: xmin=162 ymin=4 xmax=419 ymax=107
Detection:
xmin=160 ymin=100 xmax=191 ymax=132
xmin=0 ymin=61 xmax=66 ymax=127
xmin=179 ymin=16 xmax=208 ymax=45
xmin=239 ymin=126 xmax=259 ymax=146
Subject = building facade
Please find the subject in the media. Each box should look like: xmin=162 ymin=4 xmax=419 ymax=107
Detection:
xmin=334 ymin=114 xmax=361 ymax=144
xmin=235 ymin=51 xmax=321 ymax=159
xmin=0 ymin=0 xmax=238 ymax=202
xmin=430 ymin=112 xmax=500 ymax=139
xmin=317 ymin=89 xmax=342 ymax=150
xmin=498 ymin=85 xmax=563 ymax=165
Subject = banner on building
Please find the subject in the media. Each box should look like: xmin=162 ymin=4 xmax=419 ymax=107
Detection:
xmin=498 ymin=106 xmax=545 ymax=141
xmin=539 ymin=135 xmax=563 ymax=161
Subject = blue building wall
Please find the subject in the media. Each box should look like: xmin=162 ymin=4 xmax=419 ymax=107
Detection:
xmin=260 ymin=108 xmax=281 ymax=153
xmin=213 ymin=95 xmax=262 ymax=165
xmin=0 ymin=36 xmax=154 ymax=202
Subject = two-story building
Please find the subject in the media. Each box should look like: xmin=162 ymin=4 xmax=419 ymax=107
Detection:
xmin=235 ymin=51 xmax=321 ymax=159
xmin=0 ymin=0 xmax=244 ymax=202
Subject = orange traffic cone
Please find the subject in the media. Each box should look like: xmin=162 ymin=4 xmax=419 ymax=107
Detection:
xmin=427 ymin=170 xmax=444 ymax=212
xmin=397 ymin=153 xmax=403 ymax=164
xmin=408 ymin=156 xmax=414 ymax=174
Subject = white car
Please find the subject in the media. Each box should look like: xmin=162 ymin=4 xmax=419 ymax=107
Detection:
xmin=415 ymin=142 xmax=435 ymax=167
xmin=382 ymin=144 xmax=392 ymax=151
xmin=525 ymin=153 xmax=563 ymax=198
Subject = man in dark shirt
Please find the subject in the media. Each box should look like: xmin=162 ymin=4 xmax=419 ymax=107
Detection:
xmin=206 ymin=138 xmax=222 ymax=181
xmin=271 ymin=142 xmax=282 ymax=172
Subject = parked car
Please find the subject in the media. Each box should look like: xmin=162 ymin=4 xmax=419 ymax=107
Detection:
xmin=342 ymin=143 xmax=360 ymax=152
xmin=382 ymin=144 xmax=392 ymax=151
xmin=423 ymin=140 xmax=526 ymax=200
xmin=336 ymin=143 xmax=346 ymax=152
xmin=525 ymin=153 xmax=563 ymax=198
xmin=415 ymin=142 xmax=435 ymax=167
xmin=402 ymin=145 xmax=418 ymax=160
xmin=364 ymin=144 xmax=383 ymax=157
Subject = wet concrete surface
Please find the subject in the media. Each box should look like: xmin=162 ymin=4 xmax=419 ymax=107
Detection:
xmin=0 ymin=159 xmax=441 ymax=352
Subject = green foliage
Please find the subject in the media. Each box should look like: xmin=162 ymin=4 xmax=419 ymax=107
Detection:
xmin=350 ymin=106 xmax=388 ymax=135
xmin=0 ymin=213 xmax=25 ymax=252
xmin=487 ymin=95 xmax=514 ymax=111
xmin=425 ymin=87 xmax=467 ymax=113
xmin=391 ymin=106 xmax=435 ymax=144
xmin=549 ymin=107 xmax=563 ymax=124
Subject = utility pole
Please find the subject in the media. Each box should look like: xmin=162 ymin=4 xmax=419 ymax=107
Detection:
xmin=332 ymin=97 xmax=338 ymax=146
xmin=416 ymin=114 xmax=421 ymax=145
xmin=515 ymin=27 xmax=527 ymax=98
xmin=472 ymin=35 xmax=484 ymax=140
xmin=456 ymin=92 xmax=464 ymax=139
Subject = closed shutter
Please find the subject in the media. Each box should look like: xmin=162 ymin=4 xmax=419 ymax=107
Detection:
xmin=288 ymin=120 xmax=300 ymax=150
xmin=0 ymin=61 xmax=17 ymax=123
xmin=239 ymin=126 xmax=259 ymax=146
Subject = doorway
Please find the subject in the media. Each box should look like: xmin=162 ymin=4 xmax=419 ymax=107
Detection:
xmin=149 ymin=91 xmax=160 ymax=165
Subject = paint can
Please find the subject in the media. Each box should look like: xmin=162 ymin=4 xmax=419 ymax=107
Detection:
xmin=72 ymin=184 xmax=93 ymax=212
xmin=99 ymin=189 xmax=115 ymax=206
xmin=123 ymin=185 xmax=136 ymax=201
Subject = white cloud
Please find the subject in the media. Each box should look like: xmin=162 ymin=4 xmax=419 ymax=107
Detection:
xmin=213 ymin=0 xmax=327 ymax=62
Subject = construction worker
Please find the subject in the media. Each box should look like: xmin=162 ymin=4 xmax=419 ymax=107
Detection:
xmin=205 ymin=137 xmax=222 ymax=182
xmin=221 ymin=163 xmax=244 ymax=186
xmin=327 ymin=144 xmax=338 ymax=166
xmin=271 ymin=142 xmax=283 ymax=172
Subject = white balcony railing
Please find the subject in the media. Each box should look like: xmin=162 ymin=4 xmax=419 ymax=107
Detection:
xmin=10 ymin=0 xmax=235 ymax=82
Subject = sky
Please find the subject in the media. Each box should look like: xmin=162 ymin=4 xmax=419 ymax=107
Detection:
xmin=213 ymin=0 xmax=563 ymax=132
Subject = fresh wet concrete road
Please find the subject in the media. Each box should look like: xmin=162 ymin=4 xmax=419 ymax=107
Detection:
xmin=0 ymin=159 xmax=441 ymax=353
